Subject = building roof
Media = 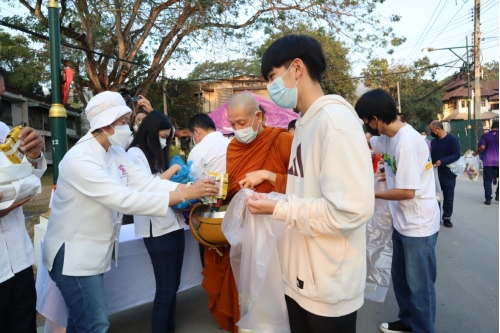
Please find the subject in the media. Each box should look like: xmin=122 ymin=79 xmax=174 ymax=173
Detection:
xmin=442 ymin=79 xmax=499 ymax=102
xmin=4 ymin=85 xmax=82 ymax=113
xmin=491 ymin=94 xmax=499 ymax=102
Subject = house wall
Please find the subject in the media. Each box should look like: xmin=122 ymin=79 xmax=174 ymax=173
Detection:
xmin=442 ymin=97 xmax=493 ymax=119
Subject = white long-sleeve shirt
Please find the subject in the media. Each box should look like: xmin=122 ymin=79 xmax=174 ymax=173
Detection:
xmin=43 ymin=132 xmax=174 ymax=277
xmin=0 ymin=122 xmax=47 ymax=283
xmin=188 ymin=131 xmax=229 ymax=181
xmin=127 ymin=147 xmax=186 ymax=237
xmin=272 ymin=95 xmax=374 ymax=317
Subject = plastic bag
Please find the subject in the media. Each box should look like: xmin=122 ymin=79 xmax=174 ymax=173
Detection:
xmin=466 ymin=155 xmax=480 ymax=181
xmin=365 ymin=180 xmax=393 ymax=303
xmin=169 ymin=155 xmax=197 ymax=209
xmin=447 ymin=156 xmax=466 ymax=176
xmin=222 ymin=189 xmax=290 ymax=333
xmin=434 ymin=167 xmax=443 ymax=202
xmin=170 ymin=155 xmax=194 ymax=184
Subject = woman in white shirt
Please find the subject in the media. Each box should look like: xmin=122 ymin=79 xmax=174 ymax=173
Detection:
xmin=43 ymin=91 xmax=218 ymax=333
xmin=127 ymin=111 xmax=188 ymax=333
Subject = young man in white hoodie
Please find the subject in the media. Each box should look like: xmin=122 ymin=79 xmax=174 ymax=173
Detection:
xmin=355 ymin=89 xmax=440 ymax=333
xmin=246 ymin=35 xmax=374 ymax=332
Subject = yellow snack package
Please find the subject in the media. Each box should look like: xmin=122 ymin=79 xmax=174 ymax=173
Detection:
xmin=0 ymin=125 xmax=25 ymax=164
xmin=205 ymin=171 xmax=228 ymax=204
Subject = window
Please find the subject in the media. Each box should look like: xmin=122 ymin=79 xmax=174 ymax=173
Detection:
xmin=461 ymin=100 xmax=466 ymax=108
xmin=482 ymin=99 xmax=486 ymax=107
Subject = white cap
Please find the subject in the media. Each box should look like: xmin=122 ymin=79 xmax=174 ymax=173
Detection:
xmin=85 ymin=91 xmax=132 ymax=132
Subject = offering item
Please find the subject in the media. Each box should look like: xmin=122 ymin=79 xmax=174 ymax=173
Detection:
xmin=203 ymin=171 xmax=228 ymax=212
xmin=467 ymin=164 xmax=479 ymax=181
xmin=0 ymin=126 xmax=25 ymax=164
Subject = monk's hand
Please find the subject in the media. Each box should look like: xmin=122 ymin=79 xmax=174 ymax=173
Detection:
xmin=239 ymin=170 xmax=275 ymax=190
xmin=245 ymin=195 xmax=277 ymax=215
xmin=0 ymin=195 xmax=33 ymax=218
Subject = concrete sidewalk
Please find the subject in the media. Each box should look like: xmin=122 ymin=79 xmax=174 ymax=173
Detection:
xmin=39 ymin=176 xmax=499 ymax=332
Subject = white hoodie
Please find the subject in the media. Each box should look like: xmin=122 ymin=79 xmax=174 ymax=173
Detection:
xmin=272 ymin=95 xmax=375 ymax=317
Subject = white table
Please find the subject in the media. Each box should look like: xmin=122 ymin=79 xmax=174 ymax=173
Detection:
xmin=35 ymin=225 xmax=202 ymax=332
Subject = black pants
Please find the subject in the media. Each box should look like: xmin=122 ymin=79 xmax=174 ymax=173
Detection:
xmin=285 ymin=295 xmax=357 ymax=333
xmin=439 ymin=175 xmax=456 ymax=220
xmin=0 ymin=266 xmax=37 ymax=333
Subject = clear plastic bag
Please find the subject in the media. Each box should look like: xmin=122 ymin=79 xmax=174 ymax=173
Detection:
xmin=466 ymin=155 xmax=480 ymax=181
xmin=222 ymin=189 xmax=290 ymax=333
xmin=447 ymin=156 xmax=466 ymax=176
xmin=434 ymin=167 xmax=444 ymax=202
xmin=365 ymin=180 xmax=393 ymax=303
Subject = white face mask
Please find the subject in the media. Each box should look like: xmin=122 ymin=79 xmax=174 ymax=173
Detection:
xmin=104 ymin=124 xmax=132 ymax=148
xmin=159 ymin=137 xmax=167 ymax=149
xmin=133 ymin=125 xmax=138 ymax=132
xmin=422 ymin=135 xmax=427 ymax=139
xmin=234 ymin=114 xmax=258 ymax=144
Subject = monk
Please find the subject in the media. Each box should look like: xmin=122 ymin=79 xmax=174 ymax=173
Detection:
xmin=201 ymin=92 xmax=292 ymax=333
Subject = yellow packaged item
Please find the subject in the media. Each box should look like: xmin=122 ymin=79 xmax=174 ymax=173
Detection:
xmin=204 ymin=171 xmax=228 ymax=204
xmin=0 ymin=126 xmax=25 ymax=164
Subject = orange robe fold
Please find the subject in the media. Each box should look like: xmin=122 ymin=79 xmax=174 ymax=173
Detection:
xmin=202 ymin=126 xmax=293 ymax=333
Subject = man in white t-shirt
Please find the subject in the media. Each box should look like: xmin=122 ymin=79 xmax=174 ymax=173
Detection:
xmin=356 ymin=89 xmax=440 ymax=333
xmin=187 ymin=113 xmax=229 ymax=266
xmin=187 ymin=114 xmax=229 ymax=181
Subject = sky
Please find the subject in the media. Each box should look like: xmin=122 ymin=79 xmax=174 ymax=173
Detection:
xmin=0 ymin=0 xmax=498 ymax=82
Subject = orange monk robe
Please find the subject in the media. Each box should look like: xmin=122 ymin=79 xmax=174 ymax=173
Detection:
xmin=202 ymin=126 xmax=293 ymax=333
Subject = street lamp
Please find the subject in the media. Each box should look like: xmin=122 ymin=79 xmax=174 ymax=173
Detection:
xmin=422 ymin=36 xmax=473 ymax=149
xmin=47 ymin=0 xmax=68 ymax=186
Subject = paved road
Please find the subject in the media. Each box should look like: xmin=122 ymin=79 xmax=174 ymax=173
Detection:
xmin=41 ymin=175 xmax=499 ymax=333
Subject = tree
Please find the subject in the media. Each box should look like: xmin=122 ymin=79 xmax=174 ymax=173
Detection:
xmin=188 ymin=58 xmax=260 ymax=81
xmin=0 ymin=30 xmax=47 ymax=96
xmin=3 ymin=0 xmax=404 ymax=103
xmin=482 ymin=61 xmax=499 ymax=81
xmin=254 ymin=23 xmax=358 ymax=102
xmin=361 ymin=57 xmax=444 ymax=126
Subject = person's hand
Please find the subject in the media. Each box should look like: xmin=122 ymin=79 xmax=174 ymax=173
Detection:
xmin=377 ymin=173 xmax=386 ymax=182
xmin=239 ymin=170 xmax=272 ymax=190
xmin=245 ymin=196 xmax=277 ymax=215
xmin=472 ymin=152 xmax=477 ymax=157
xmin=185 ymin=179 xmax=219 ymax=200
xmin=136 ymin=95 xmax=154 ymax=112
xmin=169 ymin=164 xmax=181 ymax=174
xmin=434 ymin=160 xmax=442 ymax=167
xmin=0 ymin=195 xmax=33 ymax=218
xmin=18 ymin=127 xmax=44 ymax=160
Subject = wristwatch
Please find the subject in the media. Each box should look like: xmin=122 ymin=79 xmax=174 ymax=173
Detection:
xmin=26 ymin=152 xmax=44 ymax=164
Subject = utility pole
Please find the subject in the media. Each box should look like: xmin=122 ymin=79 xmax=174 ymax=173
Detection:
xmin=162 ymin=67 xmax=168 ymax=116
xmin=48 ymin=0 xmax=67 ymax=185
xmin=396 ymin=81 xmax=402 ymax=113
xmin=474 ymin=0 xmax=481 ymax=120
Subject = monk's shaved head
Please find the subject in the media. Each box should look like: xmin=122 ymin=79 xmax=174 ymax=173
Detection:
xmin=227 ymin=92 xmax=259 ymax=116
xmin=227 ymin=93 xmax=263 ymax=132
xmin=429 ymin=120 xmax=443 ymax=130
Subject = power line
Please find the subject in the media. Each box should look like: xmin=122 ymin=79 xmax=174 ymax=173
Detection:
xmin=427 ymin=0 xmax=468 ymax=47
xmin=0 ymin=20 xmax=147 ymax=67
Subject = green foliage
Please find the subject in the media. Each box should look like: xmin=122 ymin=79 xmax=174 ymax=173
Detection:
xmin=255 ymin=23 xmax=357 ymax=102
xmin=361 ymin=57 xmax=444 ymax=127
xmin=2 ymin=0 xmax=403 ymax=102
xmin=483 ymin=61 xmax=499 ymax=81
xmin=0 ymin=31 xmax=47 ymax=96
xmin=140 ymin=79 xmax=201 ymax=129
xmin=188 ymin=59 xmax=260 ymax=81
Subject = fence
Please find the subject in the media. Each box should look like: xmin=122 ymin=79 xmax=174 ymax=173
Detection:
xmin=447 ymin=120 xmax=484 ymax=154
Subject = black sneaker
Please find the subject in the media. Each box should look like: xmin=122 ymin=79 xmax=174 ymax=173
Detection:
xmin=380 ymin=320 xmax=413 ymax=333
xmin=443 ymin=219 xmax=453 ymax=227
xmin=485 ymin=199 xmax=492 ymax=205
xmin=495 ymin=194 xmax=499 ymax=201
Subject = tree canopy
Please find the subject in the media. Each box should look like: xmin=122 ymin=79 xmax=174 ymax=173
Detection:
xmin=482 ymin=61 xmax=499 ymax=81
xmin=361 ymin=57 xmax=444 ymax=126
xmin=2 ymin=0 xmax=404 ymax=105
xmin=0 ymin=30 xmax=47 ymax=96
